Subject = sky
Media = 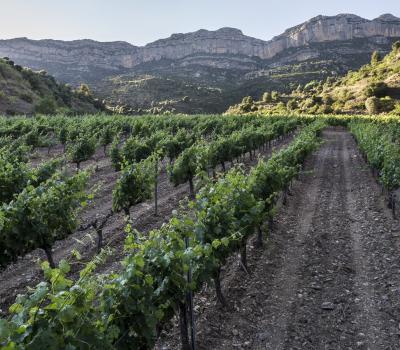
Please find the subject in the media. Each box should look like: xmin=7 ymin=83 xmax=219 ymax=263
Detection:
xmin=0 ymin=0 xmax=399 ymax=46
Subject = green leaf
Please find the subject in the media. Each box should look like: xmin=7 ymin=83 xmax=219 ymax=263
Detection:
xmin=211 ymin=239 xmax=221 ymax=249
xmin=9 ymin=303 xmax=23 ymax=314
xmin=59 ymin=259 xmax=70 ymax=274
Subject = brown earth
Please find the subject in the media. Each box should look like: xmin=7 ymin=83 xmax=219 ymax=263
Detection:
xmin=0 ymin=134 xmax=295 ymax=314
xmin=157 ymin=128 xmax=400 ymax=350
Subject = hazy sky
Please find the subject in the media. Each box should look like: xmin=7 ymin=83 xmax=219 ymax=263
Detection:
xmin=0 ymin=0 xmax=399 ymax=46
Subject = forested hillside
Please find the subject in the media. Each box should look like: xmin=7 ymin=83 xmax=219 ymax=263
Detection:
xmin=0 ymin=57 xmax=106 ymax=115
xmin=227 ymin=42 xmax=400 ymax=115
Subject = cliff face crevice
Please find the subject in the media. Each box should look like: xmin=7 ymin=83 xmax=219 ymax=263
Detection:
xmin=1 ymin=13 xmax=400 ymax=75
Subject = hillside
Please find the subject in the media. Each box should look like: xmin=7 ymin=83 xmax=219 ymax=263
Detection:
xmin=0 ymin=57 xmax=106 ymax=115
xmin=227 ymin=42 xmax=400 ymax=115
xmin=1 ymin=14 xmax=400 ymax=113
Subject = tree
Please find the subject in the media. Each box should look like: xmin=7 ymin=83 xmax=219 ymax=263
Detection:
xmin=322 ymin=94 xmax=333 ymax=106
xmin=78 ymin=84 xmax=92 ymax=97
xmin=325 ymin=77 xmax=336 ymax=86
xmin=262 ymin=92 xmax=272 ymax=103
xmin=35 ymin=96 xmax=57 ymax=115
xmin=364 ymin=82 xmax=388 ymax=98
xmin=240 ymin=96 xmax=254 ymax=113
xmin=271 ymin=91 xmax=279 ymax=101
xmin=241 ymin=96 xmax=253 ymax=104
xmin=371 ymin=51 xmax=381 ymax=65
xmin=303 ymin=81 xmax=318 ymax=92
xmin=365 ymin=97 xmax=380 ymax=114
xmin=287 ymin=99 xmax=298 ymax=111
xmin=379 ymin=96 xmax=395 ymax=112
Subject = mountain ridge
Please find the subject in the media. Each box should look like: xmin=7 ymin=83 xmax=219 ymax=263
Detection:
xmin=1 ymin=13 xmax=400 ymax=114
xmin=2 ymin=13 xmax=400 ymax=72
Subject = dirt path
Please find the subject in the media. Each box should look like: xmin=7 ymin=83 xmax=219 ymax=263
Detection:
xmin=160 ymin=128 xmax=400 ymax=350
xmin=0 ymin=134 xmax=295 ymax=314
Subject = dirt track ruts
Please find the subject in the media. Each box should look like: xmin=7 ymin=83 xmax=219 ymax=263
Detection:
xmin=159 ymin=128 xmax=400 ymax=350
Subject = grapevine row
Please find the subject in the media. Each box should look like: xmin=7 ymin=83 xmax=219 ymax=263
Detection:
xmin=0 ymin=116 xmax=301 ymax=269
xmin=0 ymin=120 xmax=325 ymax=350
xmin=349 ymin=119 xmax=400 ymax=216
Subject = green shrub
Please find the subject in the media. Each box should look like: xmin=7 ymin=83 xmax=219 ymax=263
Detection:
xmin=317 ymin=104 xmax=333 ymax=114
xmin=371 ymin=51 xmax=381 ymax=65
xmin=241 ymin=96 xmax=253 ymax=104
xmin=35 ymin=96 xmax=57 ymax=114
xmin=287 ymin=99 xmax=298 ymax=111
xmin=271 ymin=91 xmax=279 ymax=101
xmin=365 ymin=97 xmax=380 ymax=114
xmin=379 ymin=96 xmax=395 ymax=112
xmin=343 ymin=99 xmax=365 ymax=111
xmin=332 ymin=100 xmax=344 ymax=112
xmin=77 ymin=83 xmax=92 ymax=97
xmin=392 ymin=102 xmax=400 ymax=115
xmin=321 ymin=94 xmax=333 ymax=106
xmin=240 ymin=103 xmax=252 ymax=113
xmin=364 ymin=82 xmax=389 ymax=98
xmin=303 ymin=80 xmax=318 ymax=92
xmin=20 ymin=93 xmax=33 ymax=103
xmin=262 ymin=92 xmax=272 ymax=103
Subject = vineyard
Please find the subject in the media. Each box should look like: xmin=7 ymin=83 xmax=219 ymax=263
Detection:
xmin=0 ymin=113 xmax=400 ymax=349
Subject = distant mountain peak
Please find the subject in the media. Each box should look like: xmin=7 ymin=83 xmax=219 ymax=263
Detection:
xmin=305 ymin=13 xmax=400 ymax=23
xmin=334 ymin=13 xmax=364 ymax=19
xmin=146 ymin=27 xmax=246 ymax=48
xmin=375 ymin=13 xmax=400 ymax=22
xmin=215 ymin=27 xmax=244 ymax=35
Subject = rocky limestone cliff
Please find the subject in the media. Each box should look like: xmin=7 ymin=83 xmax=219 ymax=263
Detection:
xmin=1 ymin=13 xmax=400 ymax=77
xmin=0 ymin=37 xmax=138 ymax=70
xmin=270 ymin=14 xmax=400 ymax=56
xmin=139 ymin=27 xmax=269 ymax=61
xmin=1 ymin=13 xmax=400 ymax=114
